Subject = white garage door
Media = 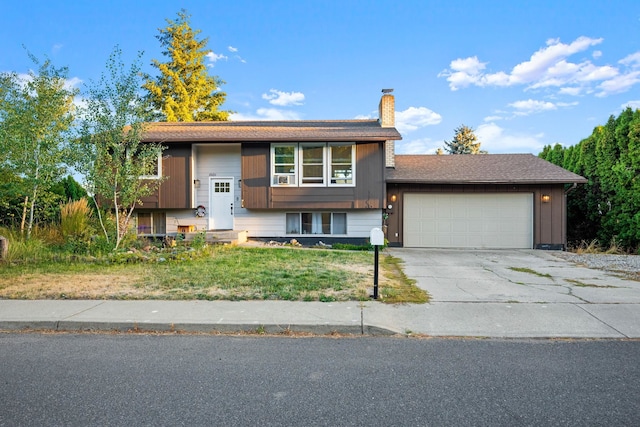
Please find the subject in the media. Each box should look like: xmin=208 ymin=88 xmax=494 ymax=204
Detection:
xmin=403 ymin=193 xmax=533 ymax=249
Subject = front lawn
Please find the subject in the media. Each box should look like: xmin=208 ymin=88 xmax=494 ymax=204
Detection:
xmin=0 ymin=245 xmax=428 ymax=303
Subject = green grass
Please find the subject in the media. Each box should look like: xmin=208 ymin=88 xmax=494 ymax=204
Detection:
xmin=564 ymin=279 xmax=620 ymax=288
xmin=0 ymin=245 xmax=427 ymax=303
xmin=508 ymin=267 xmax=552 ymax=278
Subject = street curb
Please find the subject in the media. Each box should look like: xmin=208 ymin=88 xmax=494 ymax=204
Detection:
xmin=0 ymin=321 xmax=398 ymax=336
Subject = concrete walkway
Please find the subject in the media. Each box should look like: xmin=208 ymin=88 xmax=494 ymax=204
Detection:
xmin=1 ymin=249 xmax=639 ymax=338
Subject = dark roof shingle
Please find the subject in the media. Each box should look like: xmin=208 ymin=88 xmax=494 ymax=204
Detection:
xmin=141 ymin=120 xmax=402 ymax=142
xmin=387 ymin=154 xmax=587 ymax=184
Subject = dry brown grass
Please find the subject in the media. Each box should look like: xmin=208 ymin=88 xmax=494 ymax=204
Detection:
xmin=0 ymin=246 xmax=427 ymax=303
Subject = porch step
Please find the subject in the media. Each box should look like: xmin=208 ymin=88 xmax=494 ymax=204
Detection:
xmin=182 ymin=230 xmax=247 ymax=245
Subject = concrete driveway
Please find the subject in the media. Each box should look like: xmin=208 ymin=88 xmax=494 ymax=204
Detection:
xmin=383 ymin=248 xmax=640 ymax=338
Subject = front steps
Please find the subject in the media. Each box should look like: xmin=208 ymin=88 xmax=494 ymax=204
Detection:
xmin=181 ymin=230 xmax=248 ymax=245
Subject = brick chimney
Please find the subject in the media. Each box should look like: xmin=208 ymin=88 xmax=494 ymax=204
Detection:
xmin=379 ymin=89 xmax=395 ymax=168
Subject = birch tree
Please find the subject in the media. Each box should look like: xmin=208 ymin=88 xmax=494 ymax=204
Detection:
xmin=75 ymin=47 xmax=164 ymax=250
xmin=0 ymin=53 xmax=77 ymax=238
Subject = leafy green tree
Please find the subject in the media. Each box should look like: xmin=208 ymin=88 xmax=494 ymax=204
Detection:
xmin=0 ymin=52 xmax=77 ymax=238
xmin=74 ymin=47 xmax=164 ymax=250
xmin=443 ymin=124 xmax=486 ymax=154
xmin=143 ymin=9 xmax=230 ymax=122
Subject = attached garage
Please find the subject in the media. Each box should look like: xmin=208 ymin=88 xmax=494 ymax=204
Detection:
xmin=385 ymin=154 xmax=588 ymax=250
xmin=403 ymin=193 xmax=533 ymax=248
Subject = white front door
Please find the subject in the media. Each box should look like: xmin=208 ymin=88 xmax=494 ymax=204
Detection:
xmin=209 ymin=177 xmax=234 ymax=230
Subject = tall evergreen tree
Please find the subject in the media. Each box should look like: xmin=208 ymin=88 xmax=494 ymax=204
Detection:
xmin=538 ymin=107 xmax=640 ymax=250
xmin=443 ymin=124 xmax=486 ymax=154
xmin=143 ymin=9 xmax=230 ymax=122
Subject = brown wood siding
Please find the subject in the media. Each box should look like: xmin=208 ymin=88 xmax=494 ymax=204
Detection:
xmin=385 ymin=183 xmax=567 ymax=248
xmin=241 ymin=142 xmax=384 ymax=210
xmin=354 ymin=142 xmax=384 ymax=208
xmin=140 ymin=144 xmax=192 ymax=209
xmin=241 ymin=143 xmax=270 ymax=208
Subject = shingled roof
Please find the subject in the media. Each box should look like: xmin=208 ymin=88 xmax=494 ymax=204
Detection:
xmin=141 ymin=120 xmax=402 ymax=142
xmin=387 ymin=154 xmax=587 ymax=184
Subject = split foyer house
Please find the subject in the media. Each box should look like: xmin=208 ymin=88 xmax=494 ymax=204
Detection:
xmin=136 ymin=91 xmax=587 ymax=250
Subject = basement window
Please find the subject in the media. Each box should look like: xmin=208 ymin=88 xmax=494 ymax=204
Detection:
xmin=137 ymin=212 xmax=166 ymax=235
xmin=285 ymin=212 xmax=347 ymax=235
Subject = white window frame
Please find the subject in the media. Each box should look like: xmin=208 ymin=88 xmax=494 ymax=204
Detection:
xmin=271 ymin=143 xmax=355 ymax=187
xmin=328 ymin=143 xmax=355 ymax=187
xmin=271 ymin=144 xmax=298 ymax=186
xmin=139 ymin=153 xmax=163 ymax=180
xmin=299 ymin=143 xmax=327 ymax=186
xmin=285 ymin=212 xmax=348 ymax=236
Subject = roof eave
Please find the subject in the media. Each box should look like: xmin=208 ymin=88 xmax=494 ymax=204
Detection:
xmin=386 ymin=178 xmax=589 ymax=185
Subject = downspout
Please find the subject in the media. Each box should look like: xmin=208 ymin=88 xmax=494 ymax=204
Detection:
xmin=564 ymin=182 xmax=577 ymax=194
xmin=562 ymin=183 xmax=577 ymax=251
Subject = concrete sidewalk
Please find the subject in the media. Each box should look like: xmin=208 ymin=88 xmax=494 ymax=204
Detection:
xmin=1 ymin=298 xmax=639 ymax=338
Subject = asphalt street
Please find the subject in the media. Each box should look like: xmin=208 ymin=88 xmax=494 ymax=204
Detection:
xmin=1 ymin=334 xmax=638 ymax=426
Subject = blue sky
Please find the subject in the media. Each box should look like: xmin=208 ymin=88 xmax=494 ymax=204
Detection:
xmin=2 ymin=0 xmax=640 ymax=154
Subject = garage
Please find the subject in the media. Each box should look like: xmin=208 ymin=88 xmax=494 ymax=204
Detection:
xmin=403 ymin=193 xmax=533 ymax=249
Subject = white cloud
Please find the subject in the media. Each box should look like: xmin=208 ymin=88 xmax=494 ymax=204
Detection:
xmin=261 ymin=89 xmax=305 ymax=106
xmin=206 ymin=51 xmax=228 ymax=67
xmin=438 ymin=36 xmax=640 ymax=96
xmin=396 ymin=138 xmax=440 ymax=154
xmin=596 ymin=71 xmax=640 ymax=97
xmin=558 ymin=86 xmax=584 ymax=96
xmin=509 ymin=99 xmax=557 ymax=115
xmin=52 ymin=43 xmax=63 ymax=54
xmin=484 ymin=115 xmax=504 ymax=122
xmin=230 ymin=108 xmax=302 ymax=121
xmin=623 ymin=100 xmax=640 ymax=110
xmin=476 ymin=123 xmax=546 ymax=153
xmin=395 ymin=106 xmax=442 ymax=133
xmin=620 ymin=52 xmax=640 ymax=67
xmin=509 ymin=36 xmax=603 ymax=85
xmin=64 ymin=76 xmax=82 ymax=91
xmin=228 ymin=46 xmax=238 ymax=52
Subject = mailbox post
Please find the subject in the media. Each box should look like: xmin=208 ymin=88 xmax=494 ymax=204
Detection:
xmin=370 ymin=228 xmax=385 ymax=299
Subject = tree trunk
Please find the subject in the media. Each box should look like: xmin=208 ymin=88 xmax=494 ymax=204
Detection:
xmin=20 ymin=196 xmax=28 ymax=235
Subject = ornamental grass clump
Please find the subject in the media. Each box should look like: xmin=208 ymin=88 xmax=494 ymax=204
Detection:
xmin=60 ymin=198 xmax=93 ymax=253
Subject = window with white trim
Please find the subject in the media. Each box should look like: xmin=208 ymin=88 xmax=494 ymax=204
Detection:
xmin=271 ymin=143 xmax=354 ymax=187
xmin=139 ymin=153 xmax=162 ymax=179
xmin=285 ymin=212 xmax=347 ymax=235
xmin=272 ymin=145 xmax=297 ymax=185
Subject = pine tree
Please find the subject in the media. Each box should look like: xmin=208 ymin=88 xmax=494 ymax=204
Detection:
xmin=143 ymin=9 xmax=230 ymax=122
xmin=443 ymin=124 xmax=485 ymax=154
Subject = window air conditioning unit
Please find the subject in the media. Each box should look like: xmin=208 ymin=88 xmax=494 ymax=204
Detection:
xmin=278 ymin=175 xmax=295 ymax=185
